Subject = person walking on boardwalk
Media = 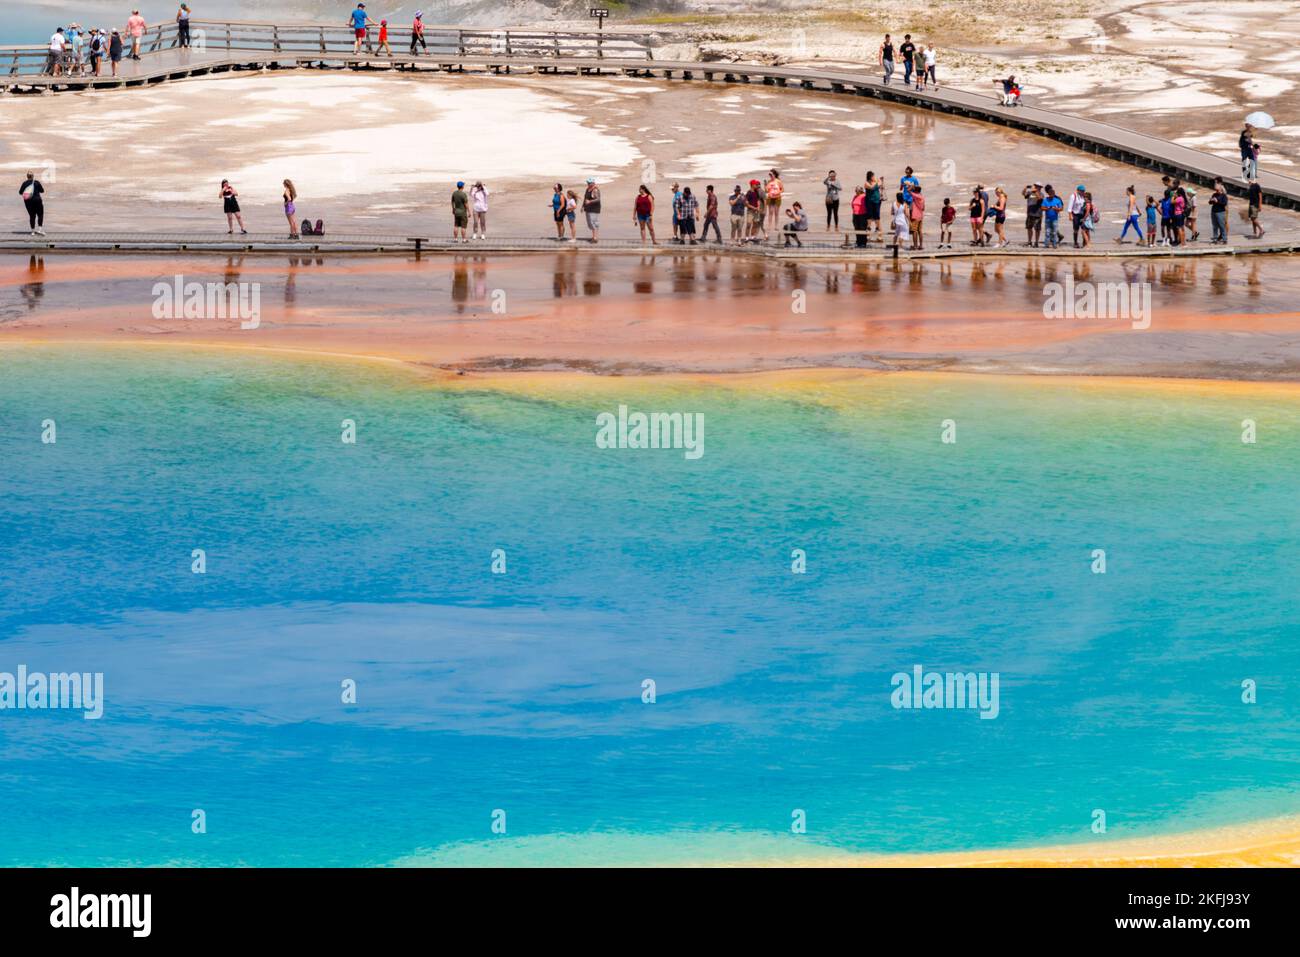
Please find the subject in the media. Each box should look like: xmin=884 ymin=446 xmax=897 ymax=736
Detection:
xmin=283 ymin=179 xmax=299 ymax=240
xmin=1117 ymin=185 xmax=1142 ymax=243
xmin=1247 ymin=179 xmax=1265 ymax=238
xmin=669 ymin=181 xmax=681 ymax=241
xmin=376 ymin=19 xmax=392 ymax=56
xmin=1209 ymin=181 xmax=1228 ymax=245
xmin=634 ymin=185 xmax=657 ymax=245
xmin=701 ymin=185 xmax=722 ymax=242
xmin=219 ymin=179 xmax=247 ymax=234
xmin=410 ymin=12 xmax=427 ymax=54
xmin=451 ymin=181 xmax=470 ymax=243
xmin=582 ymin=177 xmax=601 ymax=243
xmin=912 ymin=44 xmax=926 ymax=91
xmin=470 ymin=181 xmax=489 ymax=239
xmin=899 ymin=34 xmax=916 ymax=86
xmin=19 ymin=173 xmax=46 ymax=236
xmin=1040 ymin=185 xmax=1063 ymax=248
xmin=551 ymin=183 xmax=566 ymax=240
xmin=728 ymin=185 xmax=745 ymax=244
xmin=1067 ymin=185 xmax=1087 ymax=247
xmin=1079 ymin=190 xmax=1097 ymax=248
xmin=349 ymin=3 xmax=373 ymax=55
xmin=823 ymin=170 xmax=841 ymax=230
xmin=109 ymin=29 xmax=123 ymax=76
xmin=879 ymin=34 xmax=894 ymax=85
xmin=924 ymin=43 xmax=937 ymax=87
xmin=176 ymin=5 xmax=192 ymax=48
xmin=126 ymin=10 xmax=146 ymax=60
xmin=764 ymin=170 xmax=784 ymax=236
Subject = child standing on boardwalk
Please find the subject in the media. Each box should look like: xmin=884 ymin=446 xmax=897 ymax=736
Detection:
xmin=1145 ymin=195 xmax=1157 ymax=246
xmin=377 ymin=20 xmax=391 ymax=56
xmin=939 ymin=197 xmax=955 ymax=248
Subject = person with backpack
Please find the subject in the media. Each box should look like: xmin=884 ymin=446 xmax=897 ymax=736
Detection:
xmin=744 ymin=179 xmax=765 ymax=243
xmin=19 ymin=173 xmax=45 ymax=236
xmin=89 ymin=28 xmax=106 ymax=76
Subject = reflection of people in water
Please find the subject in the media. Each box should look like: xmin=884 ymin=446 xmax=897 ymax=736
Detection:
xmin=19 ymin=254 xmax=46 ymax=311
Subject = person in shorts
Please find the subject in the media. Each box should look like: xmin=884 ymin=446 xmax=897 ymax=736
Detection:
xmin=349 ymin=3 xmax=372 ymax=54
xmin=1247 ymin=179 xmax=1265 ymax=238
xmin=451 ymin=181 xmax=469 ymax=243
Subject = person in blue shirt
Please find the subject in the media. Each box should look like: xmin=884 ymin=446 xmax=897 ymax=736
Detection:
xmin=349 ymin=3 xmax=373 ymax=54
xmin=1040 ymin=185 xmax=1064 ymax=248
xmin=899 ymin=167 xmax=919 ymax=204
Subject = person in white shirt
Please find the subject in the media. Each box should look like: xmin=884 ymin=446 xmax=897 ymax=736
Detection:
xmin=46 ymin=28 xmax=66 ymax=76
xmin=470 ymin=181 xmax=489 ymax=239
xmin=1067 ymin=185 xmax=1088 ymax=247
xmin=924 ymin=44 xmax=937 ymax=86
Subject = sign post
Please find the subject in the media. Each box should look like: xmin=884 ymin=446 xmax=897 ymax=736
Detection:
xmin=590 ymin=7 xmax=609 ymax=60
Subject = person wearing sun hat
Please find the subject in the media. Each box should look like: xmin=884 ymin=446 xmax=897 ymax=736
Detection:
xmin=410 ymin=11 xmax=427 ymax=54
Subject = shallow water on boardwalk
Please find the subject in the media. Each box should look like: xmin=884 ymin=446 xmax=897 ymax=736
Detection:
xmin=1 ymin=346 xmax=1298 ymax=865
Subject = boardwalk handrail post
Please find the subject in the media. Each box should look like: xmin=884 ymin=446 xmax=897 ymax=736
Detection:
xmin=319 ymin=27 xmax=325 ymax=54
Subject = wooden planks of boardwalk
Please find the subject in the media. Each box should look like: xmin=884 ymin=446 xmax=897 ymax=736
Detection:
xmin=4 ymin=232 xmax=1299 ymax=260
xmin=3 ymin=19 xmax=1297 ymax=211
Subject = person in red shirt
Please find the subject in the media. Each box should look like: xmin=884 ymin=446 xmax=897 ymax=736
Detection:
xmin=410 ymin=12 xmax=426 ymax=53
xmin=701 ymin=185 xmax=722 ymax=242
xmin=939 ymin=197 xmax=956 ymax=248
xmin=377 ymin=19 xmax=391 ymax=55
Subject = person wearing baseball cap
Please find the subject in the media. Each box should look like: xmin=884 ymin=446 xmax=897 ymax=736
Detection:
xmin=1068 ymin=184 xmax=1088 ymax=247
xmin=349 ymin=3 xmax=372 ymax=55
xmin=451 ymin=181 xmax=469 ymax=242
xmin=744 ymin=179 xmax=765 ymax=243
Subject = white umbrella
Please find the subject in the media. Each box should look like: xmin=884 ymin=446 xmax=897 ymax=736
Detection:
xmin=1245 ymin=111 xmax=1275 ymax=129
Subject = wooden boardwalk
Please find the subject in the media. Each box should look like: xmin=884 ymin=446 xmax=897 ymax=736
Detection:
xmin=4 ymin=18 xmax=1298 ymax=210
xmin=4 ymin=231 xmax=1298 ymax=261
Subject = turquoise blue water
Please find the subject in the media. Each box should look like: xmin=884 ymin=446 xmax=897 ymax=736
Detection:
xmin=1 ymin=345 xmax=1298 ymax=865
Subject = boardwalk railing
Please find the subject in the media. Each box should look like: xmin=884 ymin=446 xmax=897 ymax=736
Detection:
xmin=2 ymin=19 xmax=654 ymax=78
